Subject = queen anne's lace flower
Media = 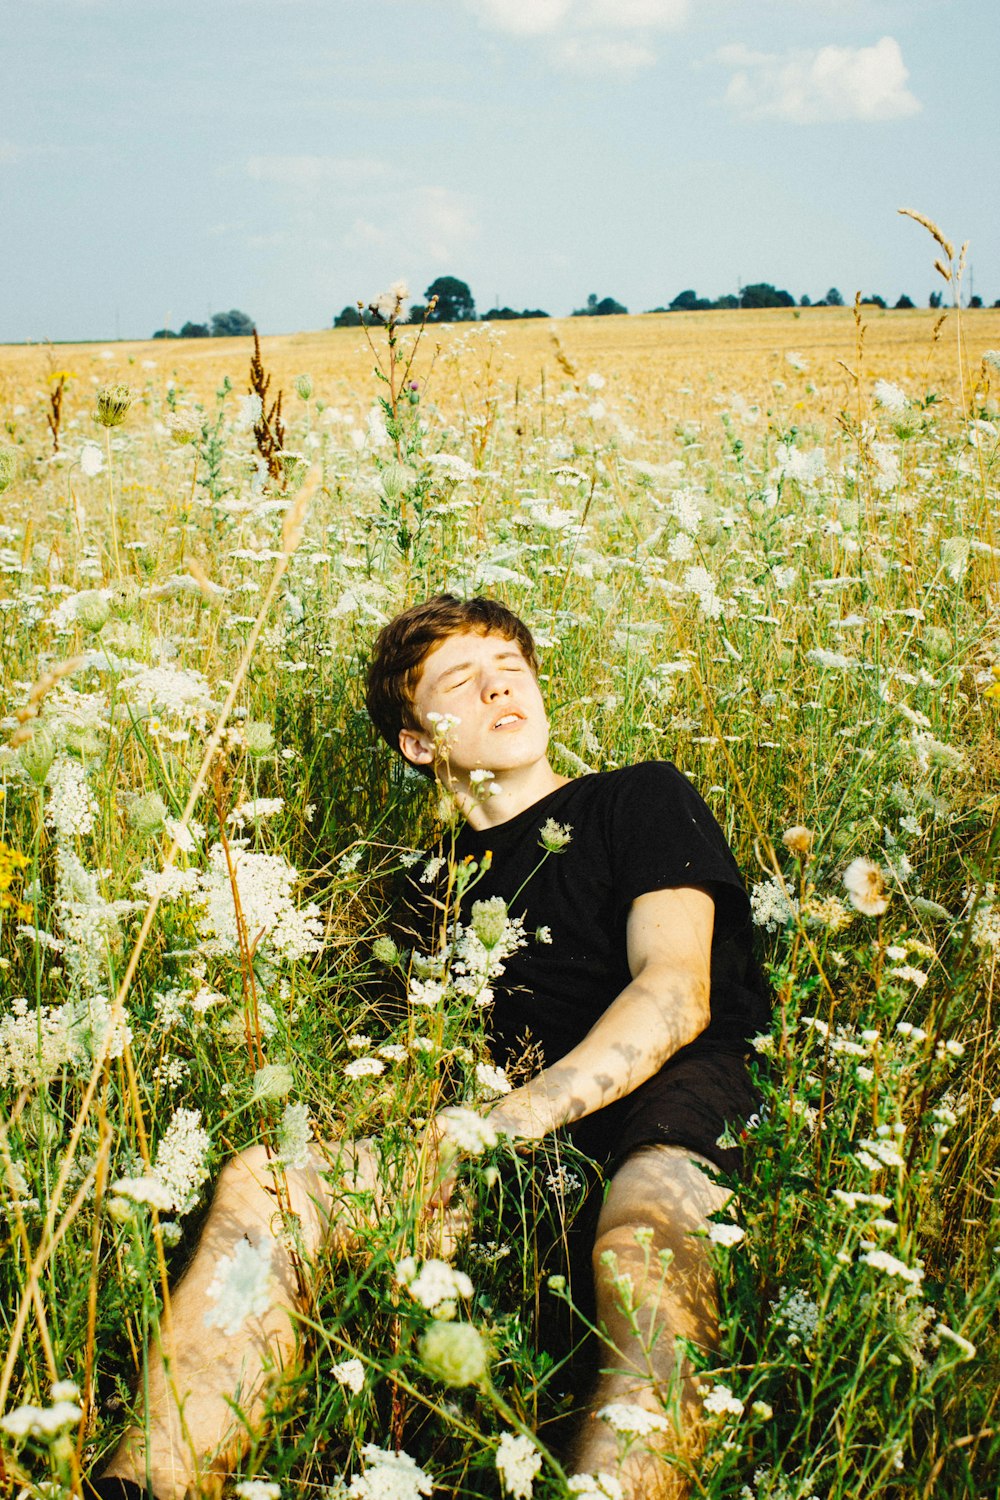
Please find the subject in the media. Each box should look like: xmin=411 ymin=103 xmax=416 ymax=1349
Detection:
xmin=348 ymin=1444 xmax=433 ymax=1500
xmin=204 ymin=1237 xmax=275 ymax=1335
xmin=496 ymin=1433 xmax=542 ymax=1499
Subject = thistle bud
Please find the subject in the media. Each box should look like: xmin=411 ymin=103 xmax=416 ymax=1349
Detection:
xmin=243 ymin=720 xmax=275 ymax=757
xmin=295 ymin=373 xmax=314 ymax=401
xmin=75 ymin=590 xmax=111 ymax=633
xmin=0 ymin=444 xmax=19 ymax=495
xmin=95 ymin=384 xmax=133 ymax=428
xmin=19 ymin=727 xmax=57 ymax=785
xmin=128 ymin=792 xmax=167 ymax=837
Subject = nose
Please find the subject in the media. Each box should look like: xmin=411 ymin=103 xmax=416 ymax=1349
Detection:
xmin=483 ymin=675 xmax=511 ymax=702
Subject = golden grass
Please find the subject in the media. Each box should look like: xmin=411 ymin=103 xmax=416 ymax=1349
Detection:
xmin=3 ymin=307 xmax=1000 ymax=436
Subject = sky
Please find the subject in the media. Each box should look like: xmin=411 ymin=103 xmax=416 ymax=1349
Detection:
xmin=1 ymin=0 xmax=996 ymax=343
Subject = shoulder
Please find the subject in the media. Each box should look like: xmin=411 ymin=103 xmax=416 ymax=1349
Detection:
xmin=599 ymin=760 xmax=703 ymax=810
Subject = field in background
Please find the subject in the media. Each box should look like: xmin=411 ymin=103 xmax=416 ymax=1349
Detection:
xmin=5 ymin=305 xmax=1000 ymax=424
xmin=0 ymin=300 xmax=998 ymax=1499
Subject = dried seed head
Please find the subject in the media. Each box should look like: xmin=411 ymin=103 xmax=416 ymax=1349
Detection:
xmin=898 ymin=208 xmax=954 ymax=261
xmin=782 ymin=825 xmax=814 ymax=856
xmin=295 ymin=373 xmax=314 ymax=401
xmin=96 ymin=383 xmax=134 ymax=428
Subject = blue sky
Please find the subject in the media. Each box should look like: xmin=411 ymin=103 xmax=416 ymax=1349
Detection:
xmin=1 ymin=0 xmax=995 ymax=342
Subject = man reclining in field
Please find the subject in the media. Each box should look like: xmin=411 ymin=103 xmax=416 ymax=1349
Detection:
xmin=93 ymin=593 xmax=768 ymax=1500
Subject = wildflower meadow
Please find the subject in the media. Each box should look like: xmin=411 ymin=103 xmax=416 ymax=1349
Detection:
xmin=1 ymin=220 xmax=999 ymax=1499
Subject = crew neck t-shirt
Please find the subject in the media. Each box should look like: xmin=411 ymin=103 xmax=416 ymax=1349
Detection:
xmin=451 ymin=761 xmax=769 ymax=1078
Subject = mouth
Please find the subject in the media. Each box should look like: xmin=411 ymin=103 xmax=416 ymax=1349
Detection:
xmin=492 ymin=712 xmax=524 ymax=730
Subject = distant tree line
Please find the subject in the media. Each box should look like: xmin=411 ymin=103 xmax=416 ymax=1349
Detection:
xmin=334 ymin=278 xmax=551 ymax=328
xmin=149 ymin=279 xmax=999 ymax=340
xmin=152 ymin=309 xmax=256 ymax=340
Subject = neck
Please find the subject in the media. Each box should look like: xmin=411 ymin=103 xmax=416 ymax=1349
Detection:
xmin=445 ymin=758 xmax=570 ymax=831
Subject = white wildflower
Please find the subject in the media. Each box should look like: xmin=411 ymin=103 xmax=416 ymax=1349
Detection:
xmin=700 ymin=1382 xmax=745 ymax=1418
xmin=496 ymin=1431 xmax=542 ymax=1499
xmin=237 ymin=393 xmax=263 ymax=430
xmin=45 ymin=757 xmax=98 ymax=841
xmin=235 ymin=1483 xmax=281 ymax=1500
xmin=205 ymin=1236 xmax=275 ymax=1335
xmin=395 ymin=1256 xmax=473 ymax=1314
xmin=843 ymin=857 xmax=890 ymax=916
xmin=475 ymin=1061 xmax=511 ymax=1096
xmin=332 ymin=1357 xmax=366 ymax=1394
xmin=750 ymin=876 xmax=797 ymax=932
xmin=437 ymin=1107 xmax=498 ymax=1155
xmin=707 ymin=1222 xmax=745 ymax=1248
xmin=566 ymin=1475 xmax=624 ymax=1500
xmin=277 ymin=1102 xmax=312 ymax=1169
xmin=348 ymin=1444 xmax=433 ymax=1500
xmin=860 ymin=1249 xmax=924 ymax=1289
xmin=152 ymin=1107 xmax=211 ymax=1214
xmin=539 ymin=818 xmax=573 ymax=852
xmin=79 ymin=441 xmax=105 ymax=476
xmin=873 ymin=380 xmax=908 ymax=414
xmin=344 ymin=1056 xmax=385 ymax=1079
xmin=110 ymin=1176 xmax=176 ymax=1212
xmin=597 ymin=1402 xmax=671 ymax=1435
xmin=682 ymin=564 xmax=723 ymax=620
xmin=228 ymin=798 xmax=285 ymax=829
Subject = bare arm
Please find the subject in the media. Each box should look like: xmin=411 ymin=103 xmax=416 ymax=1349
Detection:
xmin=485 ymin=885 xmax=715 ymax=1142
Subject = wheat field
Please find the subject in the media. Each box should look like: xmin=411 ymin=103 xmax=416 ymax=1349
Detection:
xmin=0 ymin=297 xmax=998 ymax=1499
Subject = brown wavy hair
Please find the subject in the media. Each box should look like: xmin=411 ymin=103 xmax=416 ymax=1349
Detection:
xmin=365 ymin=594 xmax=538 ymax=762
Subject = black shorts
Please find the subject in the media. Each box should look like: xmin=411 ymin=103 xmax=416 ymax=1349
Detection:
xmin=563 ymin=1045 xmax=762 ymax=1179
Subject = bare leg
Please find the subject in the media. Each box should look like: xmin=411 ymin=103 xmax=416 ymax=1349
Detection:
xmin=570 ymin=1145 xmax=730 ymax=1500
xmin=101 ymin=1139 xmax=383 ymax=1500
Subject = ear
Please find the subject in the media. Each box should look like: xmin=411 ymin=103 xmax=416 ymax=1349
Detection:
xmin=398 ymin=726 xmax=435 ymax=768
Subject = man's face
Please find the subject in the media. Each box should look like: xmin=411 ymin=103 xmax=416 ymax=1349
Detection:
xmin=400 ymin=629 xmax=550 ymax=780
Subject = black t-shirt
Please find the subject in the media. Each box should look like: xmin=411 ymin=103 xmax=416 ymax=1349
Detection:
xmin=450 ymin=761 xmax=770 ymax=1074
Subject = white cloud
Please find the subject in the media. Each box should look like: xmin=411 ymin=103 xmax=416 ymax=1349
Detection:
xmin=579 ymin=0 xmax=687 ymax=29
xmin=465 ymin=0 xmax=573 ymax=36
xmin=345 ymin=186 xmax=478 ymax=267
xmin=464 ymin=0 xmax=686 ymax=37
xmin=554 ymin=36 xmax=657 ymax=75
xmin=245 ymin=155 xmax=391 ymax=190
xmin=719 ymin=35 xmax=921 ymax=123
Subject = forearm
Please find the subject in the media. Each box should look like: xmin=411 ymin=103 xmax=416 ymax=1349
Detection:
xmin=487 ymin=966 xmax=709 ymax=1141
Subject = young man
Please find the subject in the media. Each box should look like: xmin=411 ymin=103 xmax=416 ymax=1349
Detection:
xmin=95 ymin=594 xmax=767 ymax=1500
xmin=366 ymin=594 xmax=769 ymax=1495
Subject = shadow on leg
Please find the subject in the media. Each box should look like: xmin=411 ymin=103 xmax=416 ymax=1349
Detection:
xmin=101 ymin=1137 xmax=382 ymax=1500
xmin=570 ymin=1144 xmax=730 ymax=1500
